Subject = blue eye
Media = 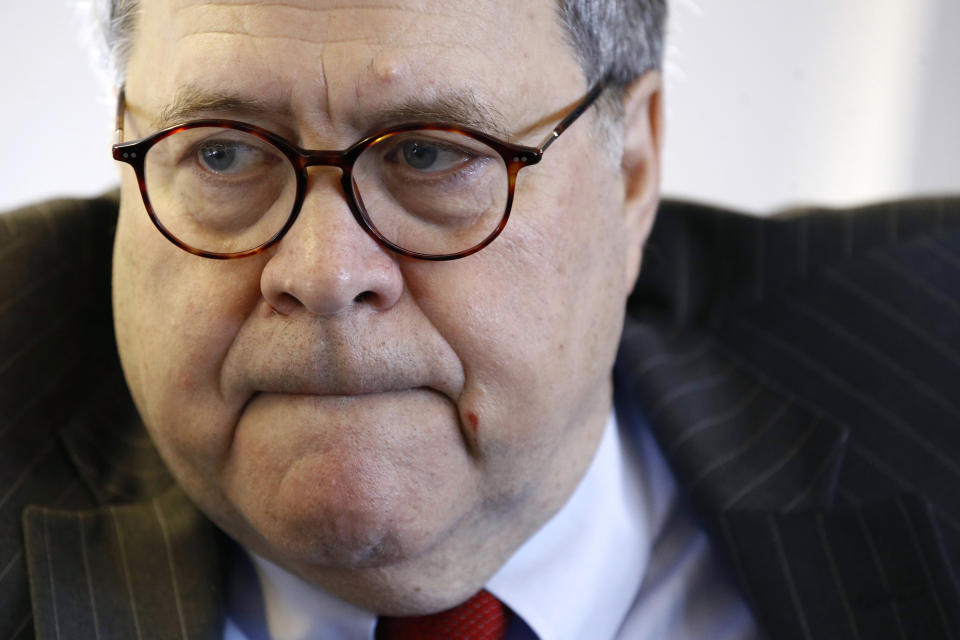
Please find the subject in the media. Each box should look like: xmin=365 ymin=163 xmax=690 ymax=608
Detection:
xmin=402 ymin=141 xmax=439 ymax=170
xmin=196 ymin=141 xmax=272 ymax=175
xmin=396 ymin=140 xmax=469 ymax=173
xmin=201 ymin=143 xmax=238 ymax=172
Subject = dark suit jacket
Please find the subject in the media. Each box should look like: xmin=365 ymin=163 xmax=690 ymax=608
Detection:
xmin=1 ymin=193 xmax=958 ymax=639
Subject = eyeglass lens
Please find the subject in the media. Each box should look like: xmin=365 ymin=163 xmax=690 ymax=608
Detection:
xmin=142 ymin=126 xmax=510 ymax=256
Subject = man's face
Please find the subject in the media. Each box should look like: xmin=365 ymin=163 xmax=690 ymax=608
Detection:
xmin=113 ymin=0 xmax=658 ymax=613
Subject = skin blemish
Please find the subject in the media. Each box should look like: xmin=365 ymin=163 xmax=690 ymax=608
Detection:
xmin=371 ymin=51 xmax=406 ymax=84
xmin=466 ymin=411 xmax=479 ymax=436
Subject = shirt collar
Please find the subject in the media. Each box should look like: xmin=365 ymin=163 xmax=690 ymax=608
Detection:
xmin=241 ymin=551 xmax=377 ymax=640
xmin=487 ymin=411 xmax=675 ymax=640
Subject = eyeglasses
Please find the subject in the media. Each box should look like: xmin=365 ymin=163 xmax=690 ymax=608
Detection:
xmin=112 ymin=80 xmax=606 ymax=261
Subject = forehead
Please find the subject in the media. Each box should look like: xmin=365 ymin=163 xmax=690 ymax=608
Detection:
xmin=127 ymin=0 xmax=582 ymax=135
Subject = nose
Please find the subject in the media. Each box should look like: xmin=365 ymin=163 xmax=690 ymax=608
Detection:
xmin=259 ymin=174 xmax=404 ymax=316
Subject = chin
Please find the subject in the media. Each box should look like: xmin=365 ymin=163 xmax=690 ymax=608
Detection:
xmin=269 ymin=507 xmax=411 ymax=569
xmin=210 ymin=389 xmax=480 ymax=571
xmin=251 ymin=466 xmax=456 ymax=571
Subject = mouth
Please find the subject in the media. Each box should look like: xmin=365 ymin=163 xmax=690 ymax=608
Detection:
xmin=255 ymin=376 xmax=436 ymax=396
xmin=240 ymin=381 xmax=435 ymax=420
xmin=253 ymin=385 xmax=436 ymax=403
xmin=232 ymin=352 xmax=461 ymax=403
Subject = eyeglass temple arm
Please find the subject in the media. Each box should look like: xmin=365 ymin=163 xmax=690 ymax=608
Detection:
xmin=114 ymin=85 xmax=127 ymax=145
xmin=536 ymin=78 xmax=607 ymax=154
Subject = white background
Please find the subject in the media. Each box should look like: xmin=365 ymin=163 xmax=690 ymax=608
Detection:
xmin=1 ymin=1 xmax=958 ymax=214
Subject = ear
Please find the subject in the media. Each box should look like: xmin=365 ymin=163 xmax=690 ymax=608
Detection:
xmin=620 ymin=70 xmax=663 ymax=291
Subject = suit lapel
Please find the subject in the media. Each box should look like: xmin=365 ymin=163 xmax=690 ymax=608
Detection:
xmin=616 ymin=321 xmax=849 ymax=515
xmin=22 ymin=368 xmax=225 ymax=640
xmin=618 ymin=320 xmax=960 ymax=639
xmin=622 ymin=197 xmax=960 ymax=638
xmin=23 ymin=485 xmax=223 ymax=640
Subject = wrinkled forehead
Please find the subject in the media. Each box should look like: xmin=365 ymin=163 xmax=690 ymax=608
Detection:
xmin=125 ymin=0 xmax=584 ymax=138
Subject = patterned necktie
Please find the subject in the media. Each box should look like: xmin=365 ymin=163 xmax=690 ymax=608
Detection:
xmin=376 ymin=589 xmax=509 ymax=640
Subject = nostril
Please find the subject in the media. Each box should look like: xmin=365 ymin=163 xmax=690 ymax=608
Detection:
xmin=353 ymin=291 xmax=375 ymax=304
xmin=268 ymin=292 xmax=300 ymax=315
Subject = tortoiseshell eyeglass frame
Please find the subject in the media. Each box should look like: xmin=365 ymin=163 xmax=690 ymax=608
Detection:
xmin=112 ymin=79 xmax=607 ymax=261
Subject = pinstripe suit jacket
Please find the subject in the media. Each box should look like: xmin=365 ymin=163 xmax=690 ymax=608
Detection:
xmin=1 ymin=193 xmax=958 ymax=639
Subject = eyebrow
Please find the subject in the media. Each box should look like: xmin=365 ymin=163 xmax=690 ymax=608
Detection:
xmin=154 ymin=84 xmax=513 ymax=141
xmin=373 ymin=94 xmax=511 ymax=139
xmin=154 ymin=85 xmax=291 ymax=130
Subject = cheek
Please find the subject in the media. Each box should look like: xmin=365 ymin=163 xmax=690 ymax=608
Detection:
xmin=403 ymin=155 xmax=628 ymax=486
xmin=113 ymin=188 xmax=265 ymax=465
xmin=491 ymin=158 xmax=629 ymax=359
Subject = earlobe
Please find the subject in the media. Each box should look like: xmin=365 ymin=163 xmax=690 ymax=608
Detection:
xmin=620 ymin=70 xmax=663 ymax=290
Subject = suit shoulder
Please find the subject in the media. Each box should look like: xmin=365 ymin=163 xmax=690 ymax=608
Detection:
xmin=0 ymin=192 xmax=120 ymax=487
xmin=635 ymin=196 xmax=960 ymax=326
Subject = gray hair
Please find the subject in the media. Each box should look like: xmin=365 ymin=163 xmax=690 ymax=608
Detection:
xmin=556 ymin=0 xmax=667 ymax=142
xmin=557 ymin=0 xmax=667 ymax=89
xmin=86 ymin=0 xmax=141 ymax=88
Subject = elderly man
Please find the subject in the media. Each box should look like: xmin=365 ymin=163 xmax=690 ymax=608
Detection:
xmin=2 ymin=1 xmax=959 ymax=639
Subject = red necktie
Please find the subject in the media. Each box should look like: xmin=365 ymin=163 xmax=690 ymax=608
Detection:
xmin=376 ymin=590 xmax=509 ymax=640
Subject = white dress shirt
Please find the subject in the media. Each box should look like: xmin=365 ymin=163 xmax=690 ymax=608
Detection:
xmin=224 ymin=412 xmax=760 ymax=639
